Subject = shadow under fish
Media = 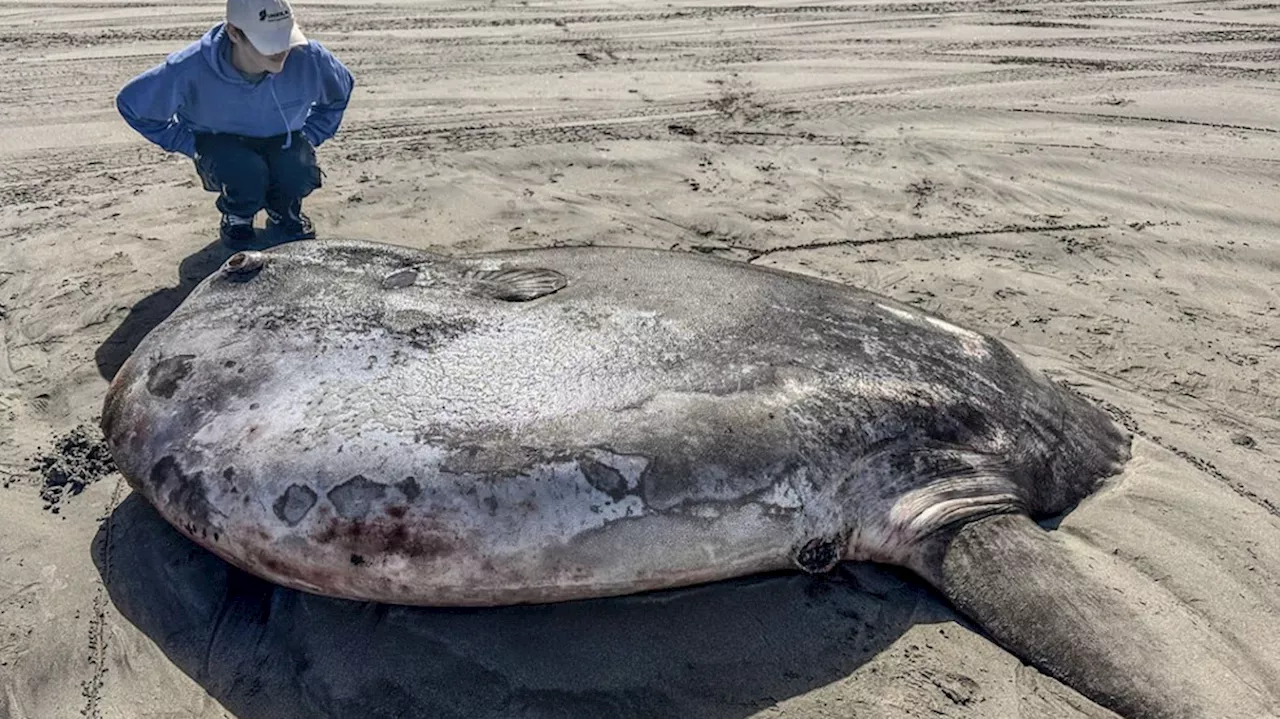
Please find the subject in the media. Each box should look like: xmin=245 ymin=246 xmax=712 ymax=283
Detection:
xmin=94 ymin=241 xmax=231 ymax=382
xmin=94 ymin=493 xmax=935 ymax=719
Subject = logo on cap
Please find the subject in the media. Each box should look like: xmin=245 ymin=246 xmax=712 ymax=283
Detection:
xmin=259 ymin=8 xmax=291 ymax=22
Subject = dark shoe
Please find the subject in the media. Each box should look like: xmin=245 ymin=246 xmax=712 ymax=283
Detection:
xmin=266 ymin=208 xmax=316 ymax=242
xmin=219 ymin=214 xmax=258 ymax=250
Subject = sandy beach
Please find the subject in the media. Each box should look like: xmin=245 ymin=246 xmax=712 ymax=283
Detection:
xmin=1 ymin=0 xmax=1278 ymax=717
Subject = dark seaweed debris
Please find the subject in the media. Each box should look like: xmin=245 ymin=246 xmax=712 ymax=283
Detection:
xmin=31 ymin=424 xmax=116 ymax=512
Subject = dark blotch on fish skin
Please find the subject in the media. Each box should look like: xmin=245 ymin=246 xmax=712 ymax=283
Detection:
xmin=222 ymin=467 xmax=241 ymax=494
xmin=350 ymin=554 xmax=366 ymax=566
xmin=99 ymin=383 xmax=128 ymax=443
xmin=580 ymin=457 xmax=631 ymax=502
xmin=273 ymin=484 xmax=319 ymax=526
xmin=149 ymin=455 xmax=216 ymax=528
xmin=315 ymin=519 xmax=455 ymax=560
xmin=328 ymin=475 xmax=389 ymax=519
xmin=405 ymin=316 xmax=479 ymax=351
xmin=396 ymin=476 xmax=421 ymax=501
xmin=146 ymin=355 xmax=196 ymax=398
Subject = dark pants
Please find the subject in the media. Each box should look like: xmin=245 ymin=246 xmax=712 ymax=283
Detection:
xmin=193 ymin=131 xmax=322 ymax=220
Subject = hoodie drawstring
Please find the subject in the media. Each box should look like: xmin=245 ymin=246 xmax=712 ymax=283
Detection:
xmin=268 ymin=75 xmax=293 ymax=150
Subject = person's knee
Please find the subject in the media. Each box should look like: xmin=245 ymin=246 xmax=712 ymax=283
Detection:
xmin=271 ymin=137 xmax=323 ymax=199
xmin=276 ymin=166 xmax=321 ymax=199
xmin=194 ymin=134 xmax=269 ymax=195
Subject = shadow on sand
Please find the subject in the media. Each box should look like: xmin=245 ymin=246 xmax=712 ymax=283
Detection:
xmin=94 ymin=239 xmax=244 ymax=382
xmin=93 ymin=494 xmax=951 ymax=719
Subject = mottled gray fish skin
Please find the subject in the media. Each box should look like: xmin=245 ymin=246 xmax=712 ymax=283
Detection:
xmin=102 ymin=239 xmax=1122 ymax=603
xmin=103 ymin=239 xmax=1277 ymax=719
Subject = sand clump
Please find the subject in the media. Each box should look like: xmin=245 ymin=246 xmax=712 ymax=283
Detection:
xmin=29 ymin=424 xmax=116 ymax=513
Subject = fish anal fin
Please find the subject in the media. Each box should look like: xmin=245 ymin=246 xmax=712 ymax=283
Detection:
xmin=911 ymin=511 xmax=1268 ymax=719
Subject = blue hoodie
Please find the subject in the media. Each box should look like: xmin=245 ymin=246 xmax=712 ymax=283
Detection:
xmin=116 ymin=23 xmax=354 ymax=159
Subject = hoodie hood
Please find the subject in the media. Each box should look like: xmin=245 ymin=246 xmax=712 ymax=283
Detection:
xmin=201 ymin=24 xmax=257 ymax=86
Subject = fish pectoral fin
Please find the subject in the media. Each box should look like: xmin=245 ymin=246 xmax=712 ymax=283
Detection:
xmin=910 ymin=512 xmax=1265 ymax=719
xmin=467 ymin=267 xmax=568 ymax=302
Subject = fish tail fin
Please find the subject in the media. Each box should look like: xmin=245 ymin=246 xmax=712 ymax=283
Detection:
xmin=912 ymin=512 xmax=1269 ymax=719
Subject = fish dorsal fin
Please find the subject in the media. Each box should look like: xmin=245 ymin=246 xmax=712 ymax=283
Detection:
xmin=464 ymin=266 xmax=567 ymax=302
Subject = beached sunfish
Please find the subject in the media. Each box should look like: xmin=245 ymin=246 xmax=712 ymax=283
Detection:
xmin=102 ymin=238 xmax=1276 ymax=719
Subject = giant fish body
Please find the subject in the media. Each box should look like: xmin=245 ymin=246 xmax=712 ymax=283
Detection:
xmin=101 ymin=239 xmax=1272 ymax=719
xmin=102 ymin=239 xmax=1121 ymax=603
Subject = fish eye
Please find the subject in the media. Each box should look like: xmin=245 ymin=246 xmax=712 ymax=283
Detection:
xmin=223 ymin=251 xmax=266 ymax=279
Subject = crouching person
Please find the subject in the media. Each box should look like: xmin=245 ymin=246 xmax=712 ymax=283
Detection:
xmin=115 ymin=0 xmax=354 ymax=250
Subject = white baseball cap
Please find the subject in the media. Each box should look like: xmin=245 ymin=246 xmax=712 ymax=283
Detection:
xmin=226 ymin=0 xmax=307 ymax=56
